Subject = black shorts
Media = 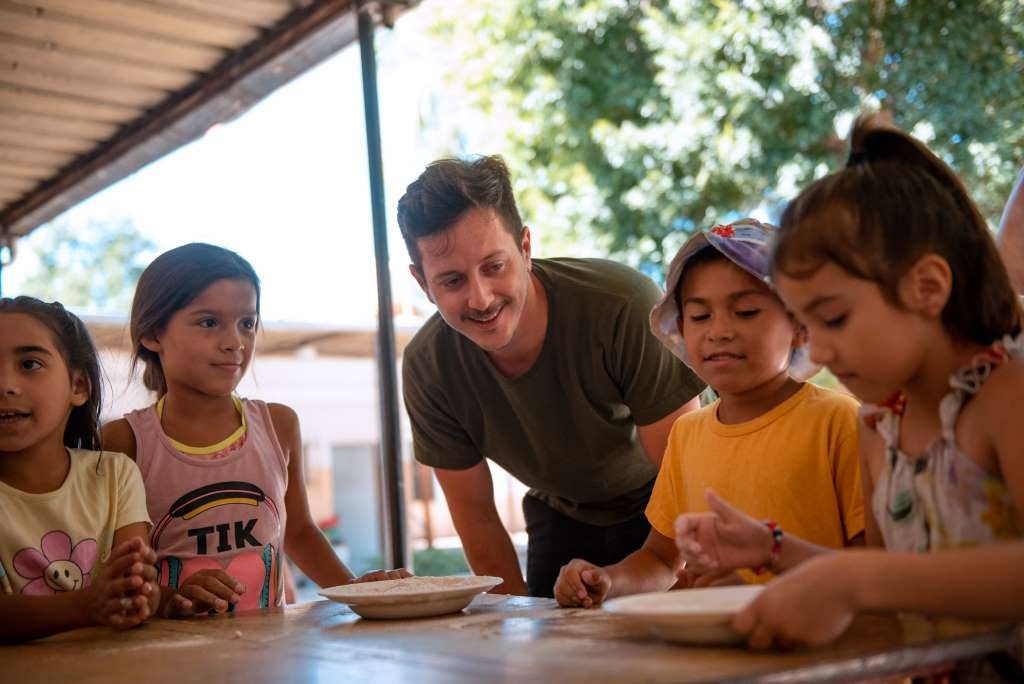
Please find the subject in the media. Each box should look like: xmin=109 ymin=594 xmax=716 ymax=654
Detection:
xmin=522 ymin=494 xmax=650 ymax=598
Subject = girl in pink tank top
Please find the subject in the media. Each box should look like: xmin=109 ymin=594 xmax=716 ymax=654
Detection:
xmin=103 ymin=243 xmax=409 ymax=617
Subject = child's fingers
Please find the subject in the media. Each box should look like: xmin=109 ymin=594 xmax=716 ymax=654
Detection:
xmin=378 ymin=569 xmax=410 ymax=580
xmin=181 ymin=584 xmax=231 ymax=612
xmin=733 ymin=599 xmax=757 ymax=635
xmin=705 ymin=489 xmax=745 ymax=523
xmin=554 ymin=561 xmax=589 ymax=605
xmin=137 ymin=544 xmax=158 ymax=566
xmin=678 ymin=538 xmax=719 ymax=573
xmin=186 ymin=569 xmax=246 ymax=595
xmin=580 ymin=568 xmax=608 ymax=591
xmin=566 ymin=568 xmax=588 ymax=601
xmin=553 ymin=578 xmax=580 ymax=608
xmin=98 ymin=596 xmax=135 ymax=620
xmin=579 ymin=569 xmax=610 ymax=605
xmin=136 ymin=561 xmax=157 ymax=583
xmin=102 ymin=552 xmax=139 ymax=577
xmin=107 ymin=537 xmax=144 ymax=560
xmin=674 ymin=514 xmax=698 ymax=541
xmin=162 ymin=593 xmax=196 ymax=618
xmin=746 ymin=621 xmax=776 ymax=651
xmin=104 ymin=574 xmax=145 ymax=597
xmin=679 ymin=537 xmax=702 ymax=557
xmin=129 ymin=594 xmax=153 ymax=620
xmin=172 ymin=594 xmax=195 ymax=616
xmin=185 ymin=573 xmax=244 ymax=602
xmin=116 ymin=594 xmax=151 ymax=623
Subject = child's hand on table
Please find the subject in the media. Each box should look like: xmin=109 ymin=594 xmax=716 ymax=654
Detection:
xmin=554 ymin=559 xmax=611 ymax=608
xmin=734 ymin=553 xmax=858 ymax=649
xmin=174 ymin=569 xmax=246 ymax=615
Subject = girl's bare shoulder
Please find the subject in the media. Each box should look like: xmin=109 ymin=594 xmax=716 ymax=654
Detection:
xmin=973 ymin=356 xmax=1024 ymax=414
xmin=100 ymin=418 xmax=137 ymax=460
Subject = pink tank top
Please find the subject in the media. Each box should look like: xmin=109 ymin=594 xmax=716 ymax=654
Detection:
xmin=125 ymin=398 xmax=288 ymax=610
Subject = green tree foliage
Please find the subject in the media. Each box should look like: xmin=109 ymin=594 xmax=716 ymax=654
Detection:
xmin=431 ymin=0 xmax=1024 ymax=272
xmin=20 ymin=218 xmax=156 ymax=312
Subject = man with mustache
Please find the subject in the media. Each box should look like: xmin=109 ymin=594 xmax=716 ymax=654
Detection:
xmin=397 ymin=156 xmax=704 ymax=596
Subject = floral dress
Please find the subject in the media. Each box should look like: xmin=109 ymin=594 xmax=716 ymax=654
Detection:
xmin=861 ymin=334 xmax=1022 ymax=553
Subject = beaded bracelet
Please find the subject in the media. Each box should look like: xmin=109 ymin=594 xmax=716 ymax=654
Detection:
xmin=754 ymin=521 xmax=783 ymax=575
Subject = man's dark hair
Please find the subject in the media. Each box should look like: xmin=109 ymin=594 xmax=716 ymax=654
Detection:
xmin=396 ymin=155 xmax=524 ymax=271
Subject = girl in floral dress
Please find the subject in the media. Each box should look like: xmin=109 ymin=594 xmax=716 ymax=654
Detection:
xmin=672 ymin=115 xmax=1024 ymax=660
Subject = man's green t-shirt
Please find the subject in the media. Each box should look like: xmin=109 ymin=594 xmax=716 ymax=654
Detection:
xmin=402 ymin=258 xmax=705 ymax=526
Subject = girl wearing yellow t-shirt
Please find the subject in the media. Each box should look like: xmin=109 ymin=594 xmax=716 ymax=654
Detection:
xmin=0 ymin=297 xmax=164 ymax=641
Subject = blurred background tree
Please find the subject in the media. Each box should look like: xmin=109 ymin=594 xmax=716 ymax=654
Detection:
xmin=20 ymin=218 xmax=157 ymax=312
xmin=430 ymin=0 xmax=1024 ymax=274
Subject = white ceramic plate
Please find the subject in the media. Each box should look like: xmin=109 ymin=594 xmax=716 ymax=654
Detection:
xmin=603 ymin=585 xmax=763 ymax=645
xmin=319 ymin=575 xmax=503 ymax=620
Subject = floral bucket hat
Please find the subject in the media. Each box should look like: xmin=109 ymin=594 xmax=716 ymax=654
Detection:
xmin=649 ymin=218 xmax=820 ymax=382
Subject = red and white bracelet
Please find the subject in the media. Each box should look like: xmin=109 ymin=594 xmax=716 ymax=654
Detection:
xmin=753 ymin=521 xmax=783 ymax=575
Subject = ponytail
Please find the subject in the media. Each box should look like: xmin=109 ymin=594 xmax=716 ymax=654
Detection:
xmin=775 ymin=113 xmax=1020 ymax=344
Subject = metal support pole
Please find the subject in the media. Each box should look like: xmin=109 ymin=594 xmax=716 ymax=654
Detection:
xmin=357 ymin=3 xmax=408 ymax=570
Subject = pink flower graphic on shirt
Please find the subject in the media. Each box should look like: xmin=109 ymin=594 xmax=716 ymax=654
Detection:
xmin=13 ymin=531 xmax=98 ymax=595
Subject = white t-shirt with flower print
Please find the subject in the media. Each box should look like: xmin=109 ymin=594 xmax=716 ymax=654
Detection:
xmin=0 ymin=449 xmax=150 ymax=595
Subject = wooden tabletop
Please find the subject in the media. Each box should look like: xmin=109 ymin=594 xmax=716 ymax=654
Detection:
xmin=7 ymin=595 xmax=1020 ymax=683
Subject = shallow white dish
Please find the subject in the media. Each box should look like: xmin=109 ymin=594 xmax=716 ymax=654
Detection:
xmin=319 ymin=575 xmax=503 ymax=620
xmin=603 ymin=585 xmax=763 ymax=645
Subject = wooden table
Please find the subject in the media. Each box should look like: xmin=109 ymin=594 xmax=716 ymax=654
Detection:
xmin=7 ymin=595 xmax=1020 ymax=683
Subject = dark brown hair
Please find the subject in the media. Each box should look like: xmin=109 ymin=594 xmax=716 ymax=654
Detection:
xmin=396 ymin=155 xmax=524 ymax=270
xmin=673 ymin=245 xmax=730 ymax=313
xmin=130 ymin=243 xmax=260 ymax=395
xmin=0 ymin=296 xmax=102 ymax=450
xmin=774 ymin=114 xmax=1020 ymax=344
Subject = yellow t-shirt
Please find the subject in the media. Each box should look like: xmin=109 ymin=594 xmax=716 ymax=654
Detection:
xmin=646 ymin=383 xmax=864 ymax=563
xmin=0 ymin=449 xmax=150 ymax=595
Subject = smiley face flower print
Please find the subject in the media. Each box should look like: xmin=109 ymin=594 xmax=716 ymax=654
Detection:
xmin=13 ymin=530 xmax=98 ymax=594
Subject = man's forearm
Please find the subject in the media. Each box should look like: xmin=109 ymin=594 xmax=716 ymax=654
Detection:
xmin=458 ymin=522 xmax=528 ymax=595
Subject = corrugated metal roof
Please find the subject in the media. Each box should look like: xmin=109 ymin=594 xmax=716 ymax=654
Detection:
xmin=0 ymin=0 xmax=413 ymax=239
